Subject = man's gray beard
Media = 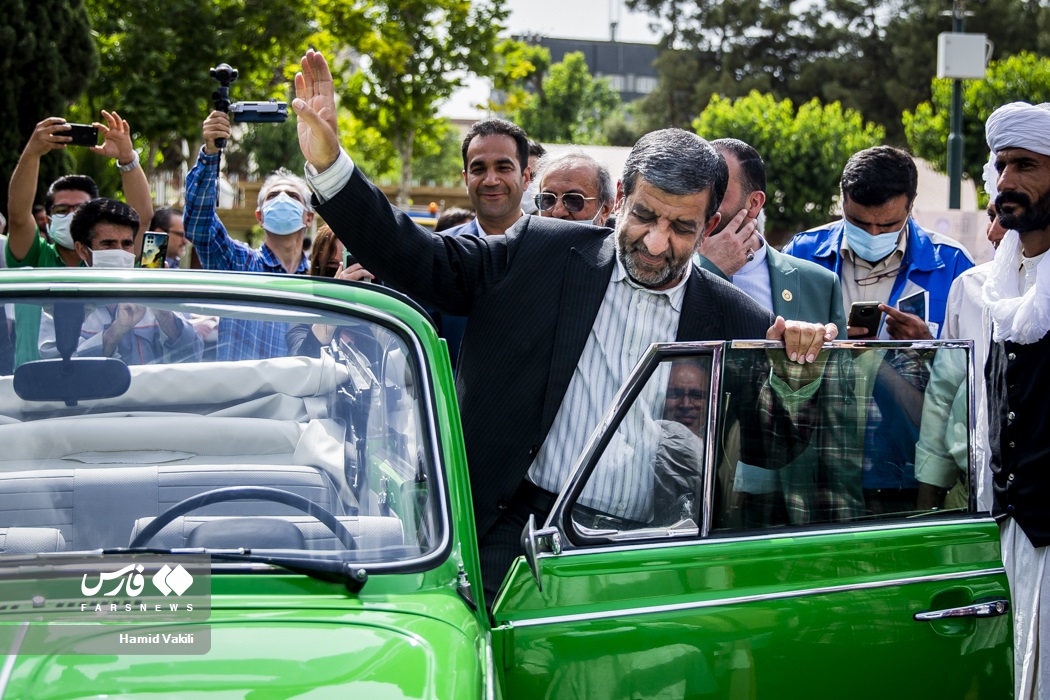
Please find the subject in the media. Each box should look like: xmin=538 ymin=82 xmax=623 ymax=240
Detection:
xmin=615 ymin=218 xmax=689 ymax=289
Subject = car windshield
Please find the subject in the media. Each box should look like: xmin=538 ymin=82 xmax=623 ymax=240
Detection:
xmin=0 ymin=291 xmax=442 ymax=568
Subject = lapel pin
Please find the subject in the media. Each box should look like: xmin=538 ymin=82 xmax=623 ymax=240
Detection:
xmin=781 ymin=289 xmax=793 ymax=302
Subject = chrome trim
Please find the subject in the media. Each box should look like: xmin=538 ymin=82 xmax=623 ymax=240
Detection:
xmin=484 ymin=631 xmax=497 ymax=700
xmin=547 ymin=514 xmax=998 ymax=558
xmin=729 ymin=339 xmax=973 ymax=351
xmin=915 ymin=598 xmax=1009 ymax=621
xmin=546 ymin=343 xmax=724 ymax=539
xmin=0 ymin=277 xmax=454 ymax=572
xmin=0 ymin=622 xmax=28 ymax=698
xmin=507 ymin=566 xmax=1007 ymax=629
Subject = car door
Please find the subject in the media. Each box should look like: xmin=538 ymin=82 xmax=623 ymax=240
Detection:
xmin=491 ymin=341 xmax=1011 ymax=700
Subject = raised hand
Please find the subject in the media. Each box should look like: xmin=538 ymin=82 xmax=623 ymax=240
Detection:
xmin=24 ymin=117 xmax=74 ymax=158
xmin=292 ymin=50 xmax=341 ymax=172
xmin=92 ymin=110 xmax=136 ymax=164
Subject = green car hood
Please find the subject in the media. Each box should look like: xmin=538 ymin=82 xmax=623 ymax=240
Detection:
xmin=3 ymin=611 xmax=482 ymax=699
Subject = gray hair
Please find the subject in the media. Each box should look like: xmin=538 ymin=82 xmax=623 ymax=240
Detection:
xmin=257 ymin=168 xmax=313 ymax=212
xmin=621 ymin=128 xmax=727 ymax=219
xmin=534 ymin=150 xmax=615 ymax=207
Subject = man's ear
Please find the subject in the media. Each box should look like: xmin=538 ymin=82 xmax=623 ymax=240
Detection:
xmin=613 ymin=181 xmax=625 ymax=213
xmin=701 ymin=212 xmax=722 ymax=241
xmin=303 ymin=210 xmax=315 ymax=228
xmin=255 ymin=209 xmax=263 ymax=224
xmin=522 ymin=165 xmax=531 ymax=190
xmin=74 ymin=241 xmax=91 ymax=265
xmin=461 ymin=170 xmax=468 ymax=189
xmin=746 ymin=190 xmax=766 ymax=220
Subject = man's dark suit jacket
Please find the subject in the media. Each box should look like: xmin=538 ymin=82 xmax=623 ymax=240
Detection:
xmin=318 ymin=168 xmax=775 ymax=537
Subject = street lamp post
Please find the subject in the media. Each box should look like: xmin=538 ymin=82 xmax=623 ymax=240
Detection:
xmin=946 ymin=1 xmax=965 ymax=209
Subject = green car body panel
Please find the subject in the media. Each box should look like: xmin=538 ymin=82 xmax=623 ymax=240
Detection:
xmin=0 ymin=269 xmax=1013 ymax=698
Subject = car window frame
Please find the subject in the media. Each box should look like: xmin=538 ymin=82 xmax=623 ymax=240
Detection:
xmin=547 ymin=339 xmax=979 ymax=550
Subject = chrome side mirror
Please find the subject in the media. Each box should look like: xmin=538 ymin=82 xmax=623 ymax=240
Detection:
xmin=521 ymin=514 xmax=561 ymax=591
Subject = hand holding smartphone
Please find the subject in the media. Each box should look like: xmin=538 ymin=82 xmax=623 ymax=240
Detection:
xmin=848 ymin=301 xmax=882 ymax=339
xmin=137 ymin=232 xmax=169 ymax=269
xmin=63 ymin=123 xmax=100 ymax=147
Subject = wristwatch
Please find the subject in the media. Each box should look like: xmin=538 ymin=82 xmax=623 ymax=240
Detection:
xmin=117 ymin=151 xmax=140 ymax=173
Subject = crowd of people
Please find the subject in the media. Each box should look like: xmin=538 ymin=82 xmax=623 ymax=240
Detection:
xmin=0 ymin=47 xmax=1047 ymax=698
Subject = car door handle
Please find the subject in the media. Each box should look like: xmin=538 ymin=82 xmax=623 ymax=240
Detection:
xmin=914 ymin=599 xmax=1010 ymax=621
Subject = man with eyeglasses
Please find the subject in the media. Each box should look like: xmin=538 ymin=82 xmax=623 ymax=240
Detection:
xmin=783 ymin=146 xmax=973 ymax=339
xmin=5 ymin=110 xmax=154 ymax=368
xmin=784 ymin=145 xmax=975 ymax=515
xmin=532 ymin=151 xmax=614 ymax=227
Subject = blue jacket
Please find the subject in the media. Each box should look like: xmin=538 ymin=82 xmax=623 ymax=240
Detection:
xmin=782 ymin=218 xmax=974 ymax=338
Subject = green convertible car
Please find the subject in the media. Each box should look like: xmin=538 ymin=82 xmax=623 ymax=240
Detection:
xmin=0 ymin=268 xmax=1012 ymax=698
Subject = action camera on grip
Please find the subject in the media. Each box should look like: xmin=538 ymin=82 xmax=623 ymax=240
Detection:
xmin=209 ymin=63 xmax=288 ymax=148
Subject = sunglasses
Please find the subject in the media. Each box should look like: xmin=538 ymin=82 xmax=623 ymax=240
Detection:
xmin=535 ymin=191 xmax=597 ymax=214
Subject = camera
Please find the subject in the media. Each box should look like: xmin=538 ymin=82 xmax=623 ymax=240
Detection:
xmin=210 ymin=63 xmax=288 ymax=148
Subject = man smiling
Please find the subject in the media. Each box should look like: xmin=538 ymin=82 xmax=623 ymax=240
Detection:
xmin=445 ymin=119 xmax=530 ymax=238
xmin=291 ymin=50 xmax=835 ymax=602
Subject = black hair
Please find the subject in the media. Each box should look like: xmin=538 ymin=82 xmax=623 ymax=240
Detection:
xmin=528 ymin=139 xmax=546 ymax=159
xmin=70 ymin=198 xmax=140 ymax=247
xmin=434 ymin=207 xmax=476 ymax=232
xmin=45 ymin=175 xmax=99 ymax=212
xmin=148 ymin=206 xmax=183 ymax=233
xmin=461 ymin=118 xmax=530 ymax=173
xmin=840 ymin=146 xmax=918 ymax=207
xmin=710 ymin=138 xmax=766 ymax=195
xmin=622 ymin=129 xmax=728 ymax=220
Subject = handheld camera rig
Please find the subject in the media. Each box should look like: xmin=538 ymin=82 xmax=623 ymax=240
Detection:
xmin=210 ymin=63 xmax=288 ymax=149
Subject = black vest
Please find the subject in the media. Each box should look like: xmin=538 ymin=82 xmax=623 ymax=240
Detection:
xmin=987 ymin=332 xmax=1050 ymax=546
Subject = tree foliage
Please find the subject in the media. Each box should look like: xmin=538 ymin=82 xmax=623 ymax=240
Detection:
xmin=83 ymin=0 xmax=316 ymax=175
xmin=497 ymin=50 xmax=622 ymax=144
xmin=328 ymin=0 xmax=508 ymax=205
xmin=0 ymin=0 xmax=98 ymax=214
xmin=903 ymin=52 xmax=1050 ymax=196
xmin=628 ymin=0 xmax=1050 ymax=144
xmin=694 ymin=91 xmax=884 ymax=240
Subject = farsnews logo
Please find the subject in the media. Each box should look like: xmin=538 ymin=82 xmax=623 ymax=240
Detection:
xmin=81 ymin=563 xmax=194 ymax=598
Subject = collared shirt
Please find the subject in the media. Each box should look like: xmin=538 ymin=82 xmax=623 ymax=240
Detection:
xmin=526 ymin=256 xmax=691 ymax=522
xmin=1019 ymin=250 xmax=1047 ymax=295
xmin=5 ymin=232 xmax=84 ymax=368
xmin=839 ymin=230 xmax=908 ymax=314
xmin=732 ymin=239 xmax=773 ymax=313
xmin=184 ymin=148 xmax=309 ymax=361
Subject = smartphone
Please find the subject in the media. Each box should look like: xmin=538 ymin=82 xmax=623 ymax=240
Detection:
xmin=897 ymin=289 xmax=928 ymax=322
xmin=848 ymin=301 xmax=882 ymax=338
xmin=342 ymin=249 xmax=373 ymax=283
xmin=63 ymin=123 xmax=99 ymax=147
xmin=138 ymin=231 xmax=169 ymax=269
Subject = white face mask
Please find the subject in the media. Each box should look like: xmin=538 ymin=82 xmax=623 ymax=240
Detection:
xmin=91 ymin=249 xmax=136 ymax=269
xmin=49 ymin=213 xmax=75 ymax=249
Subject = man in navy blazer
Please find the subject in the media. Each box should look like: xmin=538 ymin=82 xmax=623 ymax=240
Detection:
xmin=292 ymin=51 xmax=837 ymax=602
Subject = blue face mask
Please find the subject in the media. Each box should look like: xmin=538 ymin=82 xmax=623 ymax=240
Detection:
xmin=261 ymin=193 xmax=306 ymax=235
xmin=842 ymin=218 xmax=906 ymax=263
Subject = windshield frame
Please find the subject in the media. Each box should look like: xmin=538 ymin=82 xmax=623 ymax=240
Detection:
xmin=0 ymin=277 xmax=454 ymax=575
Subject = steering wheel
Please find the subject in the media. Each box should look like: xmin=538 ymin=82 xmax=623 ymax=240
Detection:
xmin=130 ymin=486 xmax=357 ymax=550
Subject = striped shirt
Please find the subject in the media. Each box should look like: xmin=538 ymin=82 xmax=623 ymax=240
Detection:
xmin=527 ymin=256 xmax=690 ymax=522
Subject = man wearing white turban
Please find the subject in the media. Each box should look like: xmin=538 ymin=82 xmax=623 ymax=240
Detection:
xmin=982 ymin=100 xmax=1050 ymax=700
